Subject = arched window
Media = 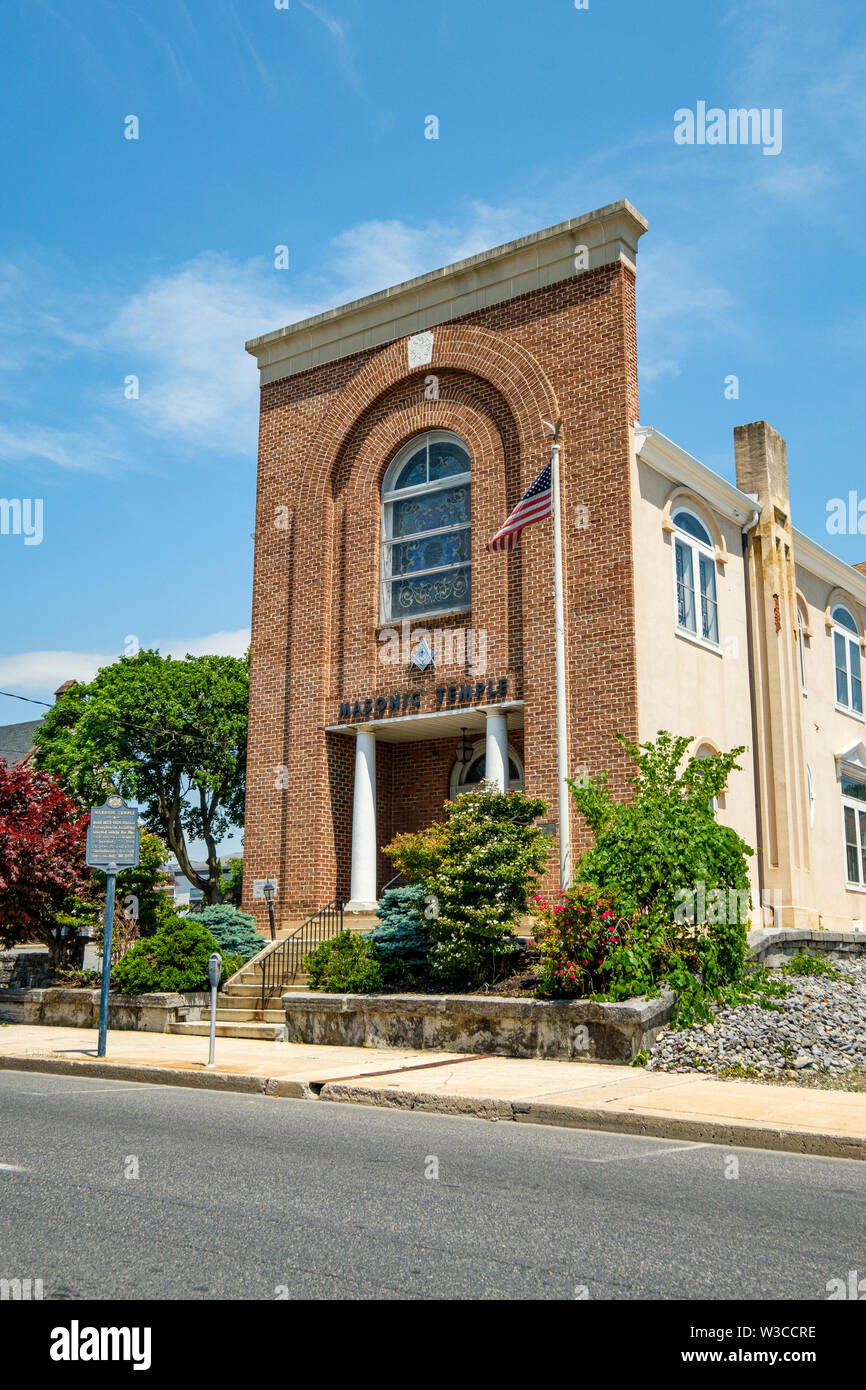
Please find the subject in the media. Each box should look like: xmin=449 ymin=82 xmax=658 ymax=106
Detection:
xmin=381 ymin=431 xmax=471 ymax=622
xmin=694 ymin=742 xmax=719 ymax=812
xmin=832 ymin=604 xmax=862 ymax=715
xmin=797 ymin=606 xmax=808 ymax=694
xmin=672 ymin=508 xmax=718 ymax=645
xmin=449 ymin=740 xmax=524 ymax=797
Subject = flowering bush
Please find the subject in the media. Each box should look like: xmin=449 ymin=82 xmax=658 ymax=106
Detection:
xmin=532 ymin=886 xmax=635 ymax=998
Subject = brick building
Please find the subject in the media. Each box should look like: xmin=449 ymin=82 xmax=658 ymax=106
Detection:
xmin=242 ymin=200 xmax=644 ymax=926
xmin=243 ymin=199 xmax=866 ymax=936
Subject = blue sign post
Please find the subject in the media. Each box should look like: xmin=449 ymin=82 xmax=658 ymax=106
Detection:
xmin=86 ymin=795 xmax=140 ymax=1058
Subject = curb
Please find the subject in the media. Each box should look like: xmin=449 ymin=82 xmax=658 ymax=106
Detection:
xmin=1 ymin=1053 xmax=864 ymax=1161
xmin=0 ymin=1054 xmax=313 ymax=1099
xmin=316 ymin=1082 xmax=866 ymax=1160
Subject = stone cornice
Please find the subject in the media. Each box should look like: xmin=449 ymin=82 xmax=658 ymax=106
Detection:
xmin=246 ymin=200 xmax=648 ymax=383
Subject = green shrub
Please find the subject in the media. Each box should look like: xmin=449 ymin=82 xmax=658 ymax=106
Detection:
xmin=556 ymin=732 xmax=759 ymax=1023
xmin=385 ymin=783 xmax=550 ymax=987
xmin=198 ymin=904 xmax=264 ymax=962
xmin=112 ymin=916 xmax=221 ymax=995
xmin=303 ymin=930 xmax=385 ymax=993
xmin=785 ymin=950 xmax=840 ymax=978
xmin=370 ymin=886 xmax=430 ymax=970
xmin=220 ymin=953 xmax=246 ymax=984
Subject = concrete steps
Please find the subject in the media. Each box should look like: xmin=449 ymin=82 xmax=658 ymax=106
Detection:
xmin=169 ymin=1020 xmax=286 ymax=1041
xmin=209 ymin=1008 xmax=286 ymax=1023
xmin=179 ymin=915 xmax=353 ymax=1040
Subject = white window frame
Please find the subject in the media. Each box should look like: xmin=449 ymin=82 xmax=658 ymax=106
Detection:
xmin=841 ymin=774 xmax=866 ymax=889
xmin=797 ymin=607 xmax=808 ymax=695
xmin=380 ymin=430 xmax=471 ymax=624
xmin=832 ymin=604 xmax=863 ymax=719
xmin=671 ymin=508 xmax=720 ymax=650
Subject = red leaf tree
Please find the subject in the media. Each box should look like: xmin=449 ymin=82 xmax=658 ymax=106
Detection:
xmin=0 ymin=760 xmax=92 ymax=965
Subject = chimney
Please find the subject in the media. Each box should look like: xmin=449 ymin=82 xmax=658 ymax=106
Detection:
xmin=735 ymin=419 xmax=811 ymax=927
xmin=734 ymin=420 xmax=789 ymax=507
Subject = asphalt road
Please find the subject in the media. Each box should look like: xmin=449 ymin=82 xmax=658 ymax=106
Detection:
xmin=0 ymin=1068 xmax=864 ymax=1300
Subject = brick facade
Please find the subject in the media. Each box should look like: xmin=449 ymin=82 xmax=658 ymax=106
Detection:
xmin=243 ymin=254 xmax=640 ymax=928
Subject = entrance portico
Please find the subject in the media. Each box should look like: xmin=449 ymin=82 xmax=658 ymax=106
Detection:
xmin=329 ymin=702 xmax=524 ymax=914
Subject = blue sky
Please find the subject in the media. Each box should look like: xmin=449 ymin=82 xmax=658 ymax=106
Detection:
xmin=1 ymin=0 xmax=865 ymax=731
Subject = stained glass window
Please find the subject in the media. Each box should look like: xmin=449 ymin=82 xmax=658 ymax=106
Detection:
xmin=381 ymin=431 xmax=471 ymax=621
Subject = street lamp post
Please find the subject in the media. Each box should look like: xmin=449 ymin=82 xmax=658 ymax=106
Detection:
xmin=263 ymin=878 xmax=277 ymax=941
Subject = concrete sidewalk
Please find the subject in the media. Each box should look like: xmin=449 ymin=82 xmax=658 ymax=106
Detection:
xmin=2 ymin=1022 xmax=866 ymax=1161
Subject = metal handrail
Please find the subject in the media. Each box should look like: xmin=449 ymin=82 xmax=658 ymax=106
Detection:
xmin=380 ymin=871 xmax=406 ymax=894
xmin=259 ymin=899 xmax=344 ymax=1009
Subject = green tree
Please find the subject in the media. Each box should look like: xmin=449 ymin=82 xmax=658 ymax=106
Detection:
xmin=33 ymin=649 xmax=248 ymax=905
xmin=116 ymin=830 xmax=173 ymax=936
xmin=218 ymin=856 xmax=243 ymax=906
xmin=570 ymin=731 xmax=754 ymax=994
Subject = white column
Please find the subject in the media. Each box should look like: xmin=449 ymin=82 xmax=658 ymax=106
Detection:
xmin=347 ymin=727 xmax=378 ymax=911
xmin=485 ymin=708 xmax=509 ymax=792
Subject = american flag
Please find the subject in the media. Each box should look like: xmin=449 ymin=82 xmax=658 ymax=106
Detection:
xmin=486 ymin=460 xmax=552 ymax=552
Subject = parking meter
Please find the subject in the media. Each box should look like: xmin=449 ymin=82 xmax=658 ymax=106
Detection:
xmin=206 ymin=952 xmax=222 ymax=1069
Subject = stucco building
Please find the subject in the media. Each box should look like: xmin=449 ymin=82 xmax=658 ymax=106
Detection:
xmin=242 ymin=199 xmax=866 ymax=936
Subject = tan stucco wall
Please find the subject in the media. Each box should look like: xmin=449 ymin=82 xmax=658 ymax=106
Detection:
xmin=794 ymin=565 xmax=866 ymax=930
xmin=631 ymin=454 xmax=760 ymax=916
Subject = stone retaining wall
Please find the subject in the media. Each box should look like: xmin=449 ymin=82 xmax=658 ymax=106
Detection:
xmin=0 ymin=988 xmax=209 ymax=1033
xmin=0 ymin=950 xmax=54 ymax=990
xmin=282 ymin=990 xmax=675 ymax=1062
xmin=747 ymin=927 xmax=866 ymax=969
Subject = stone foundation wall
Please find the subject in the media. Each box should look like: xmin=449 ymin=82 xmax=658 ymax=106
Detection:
xmin=748 ymin=928 xmax=866 ymax=969
xmin=282 ymin=990 xmax=674 ymax=1063
xmin=0 ymin=989 xmax=209 ymax=1033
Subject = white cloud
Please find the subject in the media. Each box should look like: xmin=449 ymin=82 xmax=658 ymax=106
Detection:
xmin=637 ymin=245 xmax=736 ymax=389
xmin=0 ymin=628 xmax=251 ymax=697
xmin=0 ymin=203 xmax=536 ymax=472
xmin=159 ymin=628 xmax=250 ymax=659
xmin=105 ymin=253 xmax=312 ymax=455
xmin=0 ymin=422 xmax=124 ymax=473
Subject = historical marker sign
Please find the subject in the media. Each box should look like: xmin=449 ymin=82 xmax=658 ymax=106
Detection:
xmin=86 ymin=795 xmax=140 ymax=871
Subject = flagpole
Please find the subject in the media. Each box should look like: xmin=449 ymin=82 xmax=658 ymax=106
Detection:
xmin=548 ymin=419 xmax=571 ymax=891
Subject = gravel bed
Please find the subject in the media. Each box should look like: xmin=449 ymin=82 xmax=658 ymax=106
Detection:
xmin=646 ymin=955 xmax=866 ymax=1087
